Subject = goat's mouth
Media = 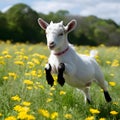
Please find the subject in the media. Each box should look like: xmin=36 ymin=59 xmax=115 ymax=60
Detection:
xmin=49 ymin=44 xmax=56 ymax=50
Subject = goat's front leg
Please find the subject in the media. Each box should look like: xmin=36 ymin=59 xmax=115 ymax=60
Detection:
xmin=45 ymin=63 xmax=54 ymax=86
xmin=57 ymin=63 xmax=65 ymax=86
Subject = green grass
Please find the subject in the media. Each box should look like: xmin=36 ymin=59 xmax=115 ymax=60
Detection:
xmin=0 ymin=42 xmax=120 ymax=120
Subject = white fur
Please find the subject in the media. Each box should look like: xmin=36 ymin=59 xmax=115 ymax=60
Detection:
xmin=38 ymin=18 xmax=108 ymax=103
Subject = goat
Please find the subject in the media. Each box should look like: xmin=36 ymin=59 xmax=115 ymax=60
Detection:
xmin=38 ymin=18 xmax=112 ymax=104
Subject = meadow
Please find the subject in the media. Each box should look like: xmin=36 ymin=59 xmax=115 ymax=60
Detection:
xmin=0 ymin=41 xmax=120 ymax=120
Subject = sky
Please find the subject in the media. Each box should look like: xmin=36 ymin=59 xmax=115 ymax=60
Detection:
xmin=0 ymin=0 xmax=120 ymax=24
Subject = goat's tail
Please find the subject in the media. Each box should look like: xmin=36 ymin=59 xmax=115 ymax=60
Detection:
xmin=90 ymin=50 xmax=98 ymax=58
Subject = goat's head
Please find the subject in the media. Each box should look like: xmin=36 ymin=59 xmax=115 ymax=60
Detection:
xmin=38 ymin=18 xmax=77 ymax=50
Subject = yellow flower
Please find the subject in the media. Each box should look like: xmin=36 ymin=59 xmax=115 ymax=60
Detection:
xmin=5 ymin=116 xmax=16 ymax=120
xmin=0 ymin=113 xmax=2 ymax=117
xmin=109 ymin=81 xmax=116 ymax=87
xmin=24 ymin=80 xmax=34 ymax=85
xmin=51 ymin=112 xmax=58 ymax=119
xmin=3 ymin=76 xmax=8 ymax=80
xmin=38 ymin=109 xmax=50 ymax=118
xmin=64 ymin=114 xmax=72 ymax=119
xmin=106 ymin=61 xmax=111 ymax=65
xmin=60 ymin=91 xmax=66 ymax=95
xmin=4 ymin=54 xmax=12 ymax=58
xmin=111 ymin=59 xmax=119 ymax=67
xmin=8 ymin=72 xmax=17 ymax=80
xmin=22 ymin=101 xmax=31 ymax=106
xmin=99 ymin=118 xmax=106 ymax=120
xmin=14 ymin=105 xmax=23 ymax=112
xmin=90 ymin=108 xmax=100 ymax=114
xmin=14 ymin=61 xmax=24 ymax=66
xmin=110 ymin=110 xmax=118 ymax=115
xmin=85 ymin=116 xmax=94 ymax=120
xmin=46 ymin=98 xmax=52 ymax=103
xmin=11 ymin=95 xmax=21 ymax=101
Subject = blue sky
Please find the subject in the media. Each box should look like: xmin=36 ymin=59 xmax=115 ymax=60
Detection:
xmin=0 ymin=0 xmax=120 ymax=24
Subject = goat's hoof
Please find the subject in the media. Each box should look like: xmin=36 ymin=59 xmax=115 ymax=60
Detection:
xmin=58 ymin=77 xmax=65 ymax=86
xmin=104 ymin=91 xmax=112 ymax=102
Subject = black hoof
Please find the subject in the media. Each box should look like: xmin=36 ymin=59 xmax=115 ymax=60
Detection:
xmin=104 ymin=91 xmax=112 ymax=102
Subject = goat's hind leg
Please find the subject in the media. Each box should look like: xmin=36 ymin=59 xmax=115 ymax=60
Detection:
xmin=95 ymin=76 xmax=112 ymax=102
xmin=45 ymin=63 xmax=54 ymax=86
xmin=82 ymin=87 xmax=91 ymax=104
xmin=57 ymin=63 xmax=65 ymax=86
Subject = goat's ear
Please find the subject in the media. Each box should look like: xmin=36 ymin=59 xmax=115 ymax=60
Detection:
xmin=65 ymin=19 xmax=77 ymax=33
xmin=38 ymin=18 xmax=49 ymax=30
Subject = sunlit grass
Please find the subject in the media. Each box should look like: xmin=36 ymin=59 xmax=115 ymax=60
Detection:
xmin=0 ymin=41 xmax=120 ymax=120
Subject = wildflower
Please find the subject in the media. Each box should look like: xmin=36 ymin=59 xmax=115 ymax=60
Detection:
xmin=106 ymin=61 xmax=111 ymax=65
xmin=51 ymin=112 xmax=58 ymax=119
xmin=60 ymin=91 xmax=66 ymax=95
xmin=14 ymin=105 xmax=23 ymax=112
xmin=38 ymin=109 xmax=50 ymax=118
xmin=27 ymin=62 xmax=35 ymax=68
xmin=110 ymin=110 xmax=118 ymax=115
xmin=111 ymin=59 xmax=119 ymax=67
xmin=89 ymin=108 xmax=100 ymax=114
xmin=27 ymin=86 xmax=33 ymax=90
xmin=3 ymin=76 xmax=8 ymax=80
xmin=46 ymin=98 xmax=52 ymax=103
xmin=4 ymin=54 xmax=12 ymax=58
xmin=0 ymin=113 xmax=2 ymax=117
xmin=85 ymin=116 xmax=94 ymax=120
xmin=30 ymin=70 xmax=37 ymax=76
xmin=26 ymin=114 xmax=35 ymax=120
xmin=109 ymin=81 xmax=116 ymax=87
xmin=8 ymin=72 xmax=17 ymax=80
xmin=64 ymin=114 xmax=72 ymax=119
xmin=14 ymin=61 xmax=24 ymax=66
xmin=22 ymin=101 xmax=31 ymax=106
xmin=24 ymin=80 xmax=34 ymax=85
xmin=99 ymin=118 xmax=106 ymax=120
xmin=11 ymin=95 xmax=21 ymax=102
xmin=5 ymin=116 xmax=16 ymax=120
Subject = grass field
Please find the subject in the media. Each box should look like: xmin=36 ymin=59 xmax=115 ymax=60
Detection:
xmin=0 ymin=41 xmax=120 ymax=120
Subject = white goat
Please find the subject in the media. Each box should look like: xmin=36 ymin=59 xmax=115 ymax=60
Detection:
xmin=38 ymin=18 xmax=112 ymax=103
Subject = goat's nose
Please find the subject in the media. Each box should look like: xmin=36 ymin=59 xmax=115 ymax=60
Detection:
xmin=50 ymin=42 xmax=55 ymax=45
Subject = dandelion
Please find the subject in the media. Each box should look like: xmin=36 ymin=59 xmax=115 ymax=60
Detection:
xmin=38 ymin=109 xmax=50 ymax=118
xmin=22 ymin=101 xmax=31 ymax=106
xmin=24 ymin=80 xmax=34 ymax=85
xmin=106 ymin=61 xmax=111 ymax=65
xmin=3 ymin=76 xmax=8 ymax=80
xmin=14 ymin=105 xmax=23 ymax=112
xmin=51 ymin=112 xmax=58 ymax=119
xmin=109 ymin=81 xmax=116 ymax=87
xmin=0 ymin=113 xmax=2 ymax=117
xmin=85 ymin=116 xmax=94 ymax=120
xmin=64 ymin=114 xmax=72 ymax=119
xmin=4 ymin=54 xmax=12 ymax=58
xmin=8 ymin=72 xmax=17 ymax=80
xmin=89 ymin=108 xmax=100 ymax=114
xmin=5 ymin=116 xmax=16 ymax=120
xmin=60 ymin=90 xmax=66 ymax=95
xmin=46 ymin=98 xmax=52 ymax=103
xmin=110 ymin=110 xmax=118 ymax=115
xmin=14 ymin=61 xmax=24 ymax=66
xmin=111 ymin=59 xmax=119 ymax=67
xmin=11 ymin=95 xmax=21 ymax=102
xmin=99 ymin=118 xmax=106 ymax=120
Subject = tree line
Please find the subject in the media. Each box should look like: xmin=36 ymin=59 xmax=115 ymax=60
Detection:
xmin=0 ymin=3 xmax=120 ymax=46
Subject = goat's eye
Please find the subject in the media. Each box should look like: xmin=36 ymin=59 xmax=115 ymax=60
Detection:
xmin=58 ymin=33 xmax=63 ymax=36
